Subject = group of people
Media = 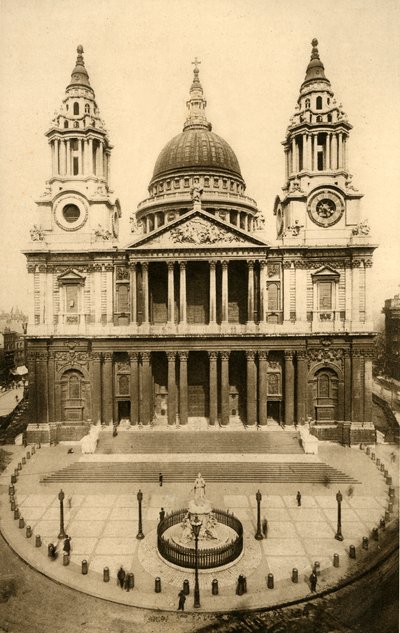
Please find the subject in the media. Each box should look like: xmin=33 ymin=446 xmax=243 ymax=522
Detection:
xmin=117 ymin=566 xmax=134 ymax=592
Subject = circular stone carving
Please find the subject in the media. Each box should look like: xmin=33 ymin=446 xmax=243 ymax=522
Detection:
xmin=54 ymin=195 xmax=88 ymax=231
xmin=307 ymin=189 xmax=344 ymax=227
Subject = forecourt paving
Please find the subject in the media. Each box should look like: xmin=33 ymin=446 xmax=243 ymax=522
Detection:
xmin=0 ymin=441 xmax=396 ymax=612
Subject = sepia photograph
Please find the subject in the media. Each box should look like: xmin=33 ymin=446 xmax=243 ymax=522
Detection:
xmin=0 ymin=1 xmax=399 ymax=631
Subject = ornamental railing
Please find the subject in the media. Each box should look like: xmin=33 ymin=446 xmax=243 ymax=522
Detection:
xmin=157 ymin=507 xmax=243 ymax=570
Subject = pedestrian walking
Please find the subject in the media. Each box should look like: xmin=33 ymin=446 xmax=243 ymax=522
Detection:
xmin=177 ymin=589 xmax=186 ymax=611
xmin=159 ymin=507 xmax=165 ymax=522
xmin=117 ymin=566 xmax=126 ymax=589
xmin=309 ymin=571 xmax=317 ymax=592
xmin=296 ymin=491 xmax=302 ymax=507
xmin=262 ymin=517 xmax=268 ymax=538
xmin=347 ymin=485 xmax=354 ymax=498
xmin=159 ymin=472 xmax=163 ymax=487
xmin=124 ymin=573 xmax=130 ymax=592
xmin=15 ymin=395 xmax=19 ymax=403
xmin=67 ymin=496 xmax=72 ymax=509
xmin=63 ymin=536 xmax=71 ymax=555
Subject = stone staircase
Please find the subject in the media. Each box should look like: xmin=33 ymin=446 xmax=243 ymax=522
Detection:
xmin=41 ymin=461 xmax=359 ymax=484
xmin=96 ymin=429 xmax=303 ymax=455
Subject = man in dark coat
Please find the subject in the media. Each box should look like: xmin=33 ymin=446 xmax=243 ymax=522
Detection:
xmin=296 ymin=491 xmax=302 ymax=507
xmin=262 ymin=517 xmax=268 ymax=538
xmin=159 ymin=472 xmax=163 ymax=487
xmin=177 ymin=589 xmax=186 ymax=611
xmin=117 ymin=566 xmax=126 ymax=589
xmin=309 ymin=571 xmax=317 ymax=592
xmin=124 ymin=573 xmax=130 ymax=592
xmin=63 ymin=536 xmax=71 ymax=555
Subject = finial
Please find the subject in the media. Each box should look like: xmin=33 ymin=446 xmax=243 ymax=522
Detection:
xmin=311 ymin=38 xmax=318 ymax=48
xmin=192 ymin=57 xmax=201 ymax=71
xmin=77 ymin=45 xmax=84 ymax=54
xmin=311 ymin=38 xmax=320 ymax=60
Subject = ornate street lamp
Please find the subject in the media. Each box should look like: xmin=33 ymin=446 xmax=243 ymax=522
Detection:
xmin=190 ymin=514 xmax=202 ymax=609
xmin=58 ymin=489 xmax=66 ymax=539
xmin=255 ymin=490 xmax=263 ymax=540
xmin=136 ymin=489 xmax=144 ymax=539
xmin=335 ymin=490 xmax=344 ymax=541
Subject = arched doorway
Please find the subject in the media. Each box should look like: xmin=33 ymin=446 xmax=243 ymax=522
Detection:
xmin=60 ymin=369 xmax=87 ymax=421
xmin=313 ymin=368 xmax=338 ymax=422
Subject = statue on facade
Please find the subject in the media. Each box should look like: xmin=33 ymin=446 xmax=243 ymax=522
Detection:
xmin=30 ymin=225 xmax=45 ymax=241
xmin=191 ymin=181 xmax=203 ymax=203
xmin=193 ymin=472 xmax=206 ymax=504
xmin=352 ymin=219 xmax=371 ymax=236
xmin=94 ymin=224 xmax=112 ymax=240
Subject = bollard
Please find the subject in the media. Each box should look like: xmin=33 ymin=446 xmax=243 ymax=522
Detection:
xmin=183 ymin=579 xmax=190 ymax=595
xmin=385 ymin=511 xmax=390 ymax=522
xmin=236 ymin=575 xmax=244 ymax=596
xmin=366 ymin=446 xmax=370 ymax=455
xmin=14 ymin=508 xmax=20 ymax=520
xmin=27 ymin=451 xmax=31 ymax=459
xmin=19 ymin=517 xmax=25 ymax=529
xmin=292 ymin=568 xmax=298 ymax=583
xmin=81 ymin=559 xmax=88 ymax=575
xmin=32 ymin=445 xmax=36 ymax=454
xmin=333 ymin=553 xmax=340 ymax=567
xmin=349 ymin=545 xmax=356 ymax=559
xmin=359 ymin=443 xmax=364 ymax=450
xmin=155 ymin=577 xmax=161 ymax=593
xmin=267 ymin=573 xmax=274 ymax=589
xmin=128 ymin=573 xmax=134 ymax=589
xmin=389 ymin=487 xmax=395 ymax=499
xmin=388 ymin=501 xmax=393 ymax=513
xmin=11 ymin=474 xmax=17 ymax=484
xmin=386 ymin=476 xmax=392 ymax=486
xmin=8 ymin=484 xmax=15 ymax=496
xmin=212 ymin=579 xmax=219 ymax=595
xmin=372 ymin=527 xmax=379 ymax=541
xmin=380 ymin=463 xmax=385 ymax=472
xmin=35 ymin=535 xmax=41 ymax=547
xmin=17 ymin=462 xmax=22 ymax=471
xmin=383 ymin=469 xmax=389 ymax=479
xmin=26 ymin=525 xmax=32 ymax=538
xmin=380 ymin=518 xmax=386 ymax=529
xmin=22 ymin=457 xmax=26 ymax=465
xmin=63 ymin=553 xmax=70 ymax=566
xmin=103 ymin=567 xmax=110 ymax=582
xmin=11 ymin=500 xmax=15 ymax=511
xmin=376 ymin=458 xmax=380 ymax=467
xmin=371 ymin=453 xmax=375 ymax=461
xmin=362 ymin=537 xmax=369 ymax=550
xmin=38 ymin=442 xmax=41 ymax=449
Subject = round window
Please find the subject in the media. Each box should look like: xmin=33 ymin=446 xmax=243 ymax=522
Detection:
xmin=63 ymin=204 xmax=81 ymax=223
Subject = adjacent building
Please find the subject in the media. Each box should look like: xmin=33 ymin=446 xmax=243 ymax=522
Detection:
xmin=383 ymin=294 xmax=400 ymax=381
xmin=24 ymin=40 xmax=376 ymax=444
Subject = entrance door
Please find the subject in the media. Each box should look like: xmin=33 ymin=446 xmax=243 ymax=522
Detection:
xmin=313 ymin=369 xmax=338 ymax=422
xmin=118 ymin=400 xmax=131 ymax=422
xmin=267 ymin=401 xmax=281 ymax=423
xmin=188 ymin=353 xmax=209 ymax=417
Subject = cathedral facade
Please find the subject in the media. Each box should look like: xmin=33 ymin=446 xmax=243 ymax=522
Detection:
xmin=24 ymin=41 xmax=376 ymax=445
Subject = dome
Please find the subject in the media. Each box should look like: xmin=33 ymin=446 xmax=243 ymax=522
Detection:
xmin=151 ymin=128 xmax=243 ymax=183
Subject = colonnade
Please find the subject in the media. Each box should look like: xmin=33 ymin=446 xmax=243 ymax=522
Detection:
xmin=50 ymin=136 xmax=109 ymax=178
xmin=286 ymin=130 xmax=348 ymax=176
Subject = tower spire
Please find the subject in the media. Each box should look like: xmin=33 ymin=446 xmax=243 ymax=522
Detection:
xmin=302 ymin=38 xmax=329 ymax=87
xmin=68 ymin=45 xmax=92 ymax=90
xmin=183 ymin=59 xmax=211 ymax=131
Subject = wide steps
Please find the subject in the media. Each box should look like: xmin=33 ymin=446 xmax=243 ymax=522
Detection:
xmin=41 ymin=462 xmax=358 ymax=484
xmin=96 ymin=430 xmax=303 ymax=455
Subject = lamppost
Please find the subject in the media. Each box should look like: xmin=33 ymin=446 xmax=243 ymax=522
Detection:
xmin=255 ymin=490 xmax=263 ymax=540
xmin=190 ymin=514 xmax=202 ymax=609
xmin=58 ymin=489 xmax=66 ymax=539
xmin=136 ymin=489 xmax=144 ymax=539
xmin=335 ymin=490 xmax=344 ymax=541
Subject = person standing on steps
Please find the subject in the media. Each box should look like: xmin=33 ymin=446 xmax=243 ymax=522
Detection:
xmin=177 ymin=589 xmax=186 ymax=611
xmin=117 ymin=566 xmax=126 ymax=589
xmin=159 ymin=507 xmax=165 ymax=522
xmin=159 ymin=472 xmax=163 ymax=487
xmin=296 ymin=491 xmax=302 ymax=507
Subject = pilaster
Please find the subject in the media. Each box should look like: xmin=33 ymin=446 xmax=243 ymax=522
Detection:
xmin=129 ymin=351 xmax=139 ymax=425
xmin=209 ymin=351 xmax=218 ymax=425
xmin=284 ymin=350 xmax=295 ymax=425
xmin=220 ymin=351 xmax=230 ymax=426
xmin=246 ymin=351 xmax=257 ymax=425
xmin=178 ymin=351 xmax=188 ymax=425
xmin=258 ymin=351 xmax=268 ymax=426
xmin=167 ymin=351 xmax=177 ymax=425
xmin=102 ymin=352 xmax=113 ymax=425
xmin=296 ymin=350 xmax=307 ymax=425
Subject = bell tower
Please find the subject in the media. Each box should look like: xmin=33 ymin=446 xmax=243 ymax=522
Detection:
xmin=274 ymin=39 xmax=367 ymax=245
xmin=32 ymin=46 xmax=121 ymax=249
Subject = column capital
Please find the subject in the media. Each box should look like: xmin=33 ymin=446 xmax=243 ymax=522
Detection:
xmin=141 ymin=351 xmax=151 ymax=363
xmin=259 ymin=260 xmax=266 ymax=270
xmin=178 ymin=351 xmax=188 ymax=361
xmin=91 ymin=351 xmax=102 ymax=361
xmin=129 ymin=261 xmax=137 ymax=271
xmin=142 ymin=262 xmax=149 ymax=272
xmin=221 ymin=260 xmax=229 ymax=270
xmin=128 ymin=351 xmax=139 ymax=362
xmin=48 ymin=350 xmax=56 ymax=361
xmin=246 ymin=351 xmax=256 ymax=361
xmin=297 ymin=350 xmax=307 ymax=360
xmin=167 ymin=351 xmax=176 ymax=362
xmin=284 ymin=350 xmax=295 ymax=360
xmin=103 ymin=352 xmax=113 ymax=362
xmin=179 ymin=261 xmax=186 ymax=270
xmin=209 ymin=261 xmax=217 ymax=271
xmin=208 ymin=351 xmax=218 ymax=361
xmin=247 ymin=260 xmax=255 ymax=270
xmin=167 ymin=261 xmax=175 ymax=271
xmin=258 ymin=351 xmax=268 ymax=361
xmin=220 ymin=351 xmax=230 ymax=361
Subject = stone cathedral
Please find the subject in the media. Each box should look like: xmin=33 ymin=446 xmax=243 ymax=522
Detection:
xmin=24 ymin=40 xmax=376 ymax=445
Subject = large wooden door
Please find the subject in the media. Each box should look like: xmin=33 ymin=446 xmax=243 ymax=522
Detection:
xmin=188 ymin=353 xmax=209 ymax=417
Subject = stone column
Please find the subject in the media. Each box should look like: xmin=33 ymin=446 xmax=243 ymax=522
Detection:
xmin=296 ymin=350 xmax=307 ymax=425
xmin=27 ymin=352 xmax=37 ymax=424
xmin=258 ymin=351 xmax=268 ymax=426
xmin=167 ymin=262 xmax=175 ymax=324
xmin=283 ymin=263 xmax=291 ymax=321
xmin=141 ymin=352 xmax=151 ymax=425
xmin=246 ymin=351 xmax=257 ymax=425
xmin=102 ymin=352 xmax=113 ymax=425
xmin=209 ymin=262 xmax=216 ymax=324
xmin=209 ymin=352 xmax=218 ymax=425
xmin=351 ymin=261 xmax=360 ymax=323
xmin=179 ymin=262 xmax=187 ymax=324
xmin=51 ymin=140 xmax=56 ymax=176
xmin=79 ymin=139 xmax=83 ymax=175
xmin=105 ymin=263 xmax=113 ymax=324
xmin=37 ymin=352 xmax=49 ymax=424
xmin=344 ymin=350 xmax=352 ymax=421
xmin=220 ymin=352 xmax=230 ymax=426
xmin=325 ymin=133 xmax=330 ymax=170
xmin=285 ymin=149 xmax=290 ymax=180
xmin=291 ymin=137 xmax=296 ymax=173
xmin=364 ymin=351 xmax=373 ymax=423
xmin=351 ymin=351 xmax=363 ymax=422
xmin=259 ymin=261 xmax=266 ymax=323
xmin=178 ymin=352 xmax=188 ymax=425
xmin=129 ymin=351 xmax=139 ymax=425
xmin=284 ymin=350 xmax=295 ymax=425
xmin=338 ymin=132 xmax=343 ymax=169
xmin=48 ymin=351 xmax=55 ymax=423
xmin=167 ymin=352 xmax=177 ymax=425
xmin=91 ymin=352 xmax=102 ymax=425
xmin=221 ymin=261 xmax=229 ymax=324
xmin=130 ymin=263 xmax=137 ymax=325
xmin=142 ymin=263 xmax=149 ymax=324
xmin=247 ymin=261 xmax=255 ymax=323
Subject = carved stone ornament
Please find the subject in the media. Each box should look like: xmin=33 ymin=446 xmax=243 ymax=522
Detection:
xmin=55 ymin=348 xmax=89 ymax=372
xmin=116 ymin=267 xmax=129 ymax=281
xmin=94 ymin=224 xmax=112 ymax=241
xmin=268 ymin=264 xmax=280 ymax=277
xmin=352 ymin=219 xmax=371 ymax=236
xmin=283 ymin=220 xmax=304 ymax=237
xmin=267 ymin=360 xmax=280 ymax=370
xmin=115 ymin=360 xmax=130 ymax=372
xmin=30 ymin=225 xmax=46 ymax=241
xmin=169 ymin=218 xmax=246 ymax=245
xmin=307 ymin=348 xmax=343 ymax=365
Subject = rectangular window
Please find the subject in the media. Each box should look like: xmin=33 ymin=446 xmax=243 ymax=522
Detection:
xmin=319 ymin=282 xmax=332 ymax=310
xmin=66 ymin=285 xmax=78 ymax=313
xmin=117 ymin=284 xmax=129 ymax=313
xmin=73 ymin=156 xmax=79 ymax=175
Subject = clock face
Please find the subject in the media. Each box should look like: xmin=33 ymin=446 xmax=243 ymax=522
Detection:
xmin=307 ymin=190 xmax=344 ymax=227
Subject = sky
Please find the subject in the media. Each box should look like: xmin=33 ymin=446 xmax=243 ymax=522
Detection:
xmin=0 ymin=0 xmax=399 ymax=327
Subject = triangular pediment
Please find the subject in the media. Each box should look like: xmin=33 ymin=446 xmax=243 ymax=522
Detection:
xmin=126 ymin=210 xmax=268 ymax=250
xmin=57 ymin=268 xmax=86 ymax=284
xmin=311 ymin=265 xmax=340 ymax=278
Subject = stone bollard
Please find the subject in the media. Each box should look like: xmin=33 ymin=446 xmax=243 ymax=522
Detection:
xmin=371 ymin=453 xmax=375 ymax=461
xmin=267 ymin=573 xmax=274 ymax=589
xmin=155 ymin=577 xmax=161 ymax=593
xmin=9 ymin=484 xmax=15 ymax=496
xmin=372 ymin=528 xmax=379 ymax=541
xmin=22 ymin=457 xmax=26 ymax=465
xmin=14 ymin=508 xmax=20 ymax=520
xmin=10 ymin=500 xmax=16 ymax=512
xmin=17 ymin=462 xmax=22 ymax=471
xmin=389 ymin=487 xmax=395 ymax=499
xmin=388 ymin=501 xmax=393 ymax=513
xmin=385 ymin=511 xmax=390 ymax=522
xmin=212 ymin=579 xmax=219 ymax=595
xmin=103 ymin=567 xmax=110 ymax=582
xmin=292 ymin=568 xmax=298 ymax=583
xmin=63 ymin=553 xmax=70 ymax=566
xmin=14 ymin=468 xmax=19 ymax=478
xmin=38 ymin=442 xmax=41 ymax=449
xmin=380 ymin=518 xmax=386 ymax=529
xmin=81 ymin=560 xmax=88 ymax=575
xmin=359 ymin=443 xmax=364 ymax=450
xmin=32 ymin=445 xmax=36 ymax=454
xmin=11 ymin=474 xmax=17 ymax=484
xmin=35 ymin=535 xmax=41 ymax=547
xmin=380 ymin=463 xmax=385 ymax=472
xmin=27 ymin=451 xmax=31 ymax=459
xmin=384 ymin=469 xmax=389 ymax=479
xmin=333 ymin=553 xmax=340 ymax=567
xmin=386 ymin=476 xmax=392 ymax=486
xmin=183 ymin=579 xmax=190 ymax=595
xmin=366 ymin=446 xmax=370 ymax=455
xmin=19 ymin=517 xmax=25 ymax=529
xmin=349 ymin=545 xmax=356 ymax=559
xmin=128 ymin=573 xmax=134 ymax=589
xmin=362 ymin=537 xmax=369 ymax=550
xmin=26 ymin=525 xmax=32 ymax=538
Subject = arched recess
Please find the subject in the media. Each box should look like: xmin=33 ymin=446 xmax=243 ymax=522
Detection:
xmin=59 ymin=368 xmax=90 ymax=422
xmin=308 ymin=365 xmax=342 ymax=422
